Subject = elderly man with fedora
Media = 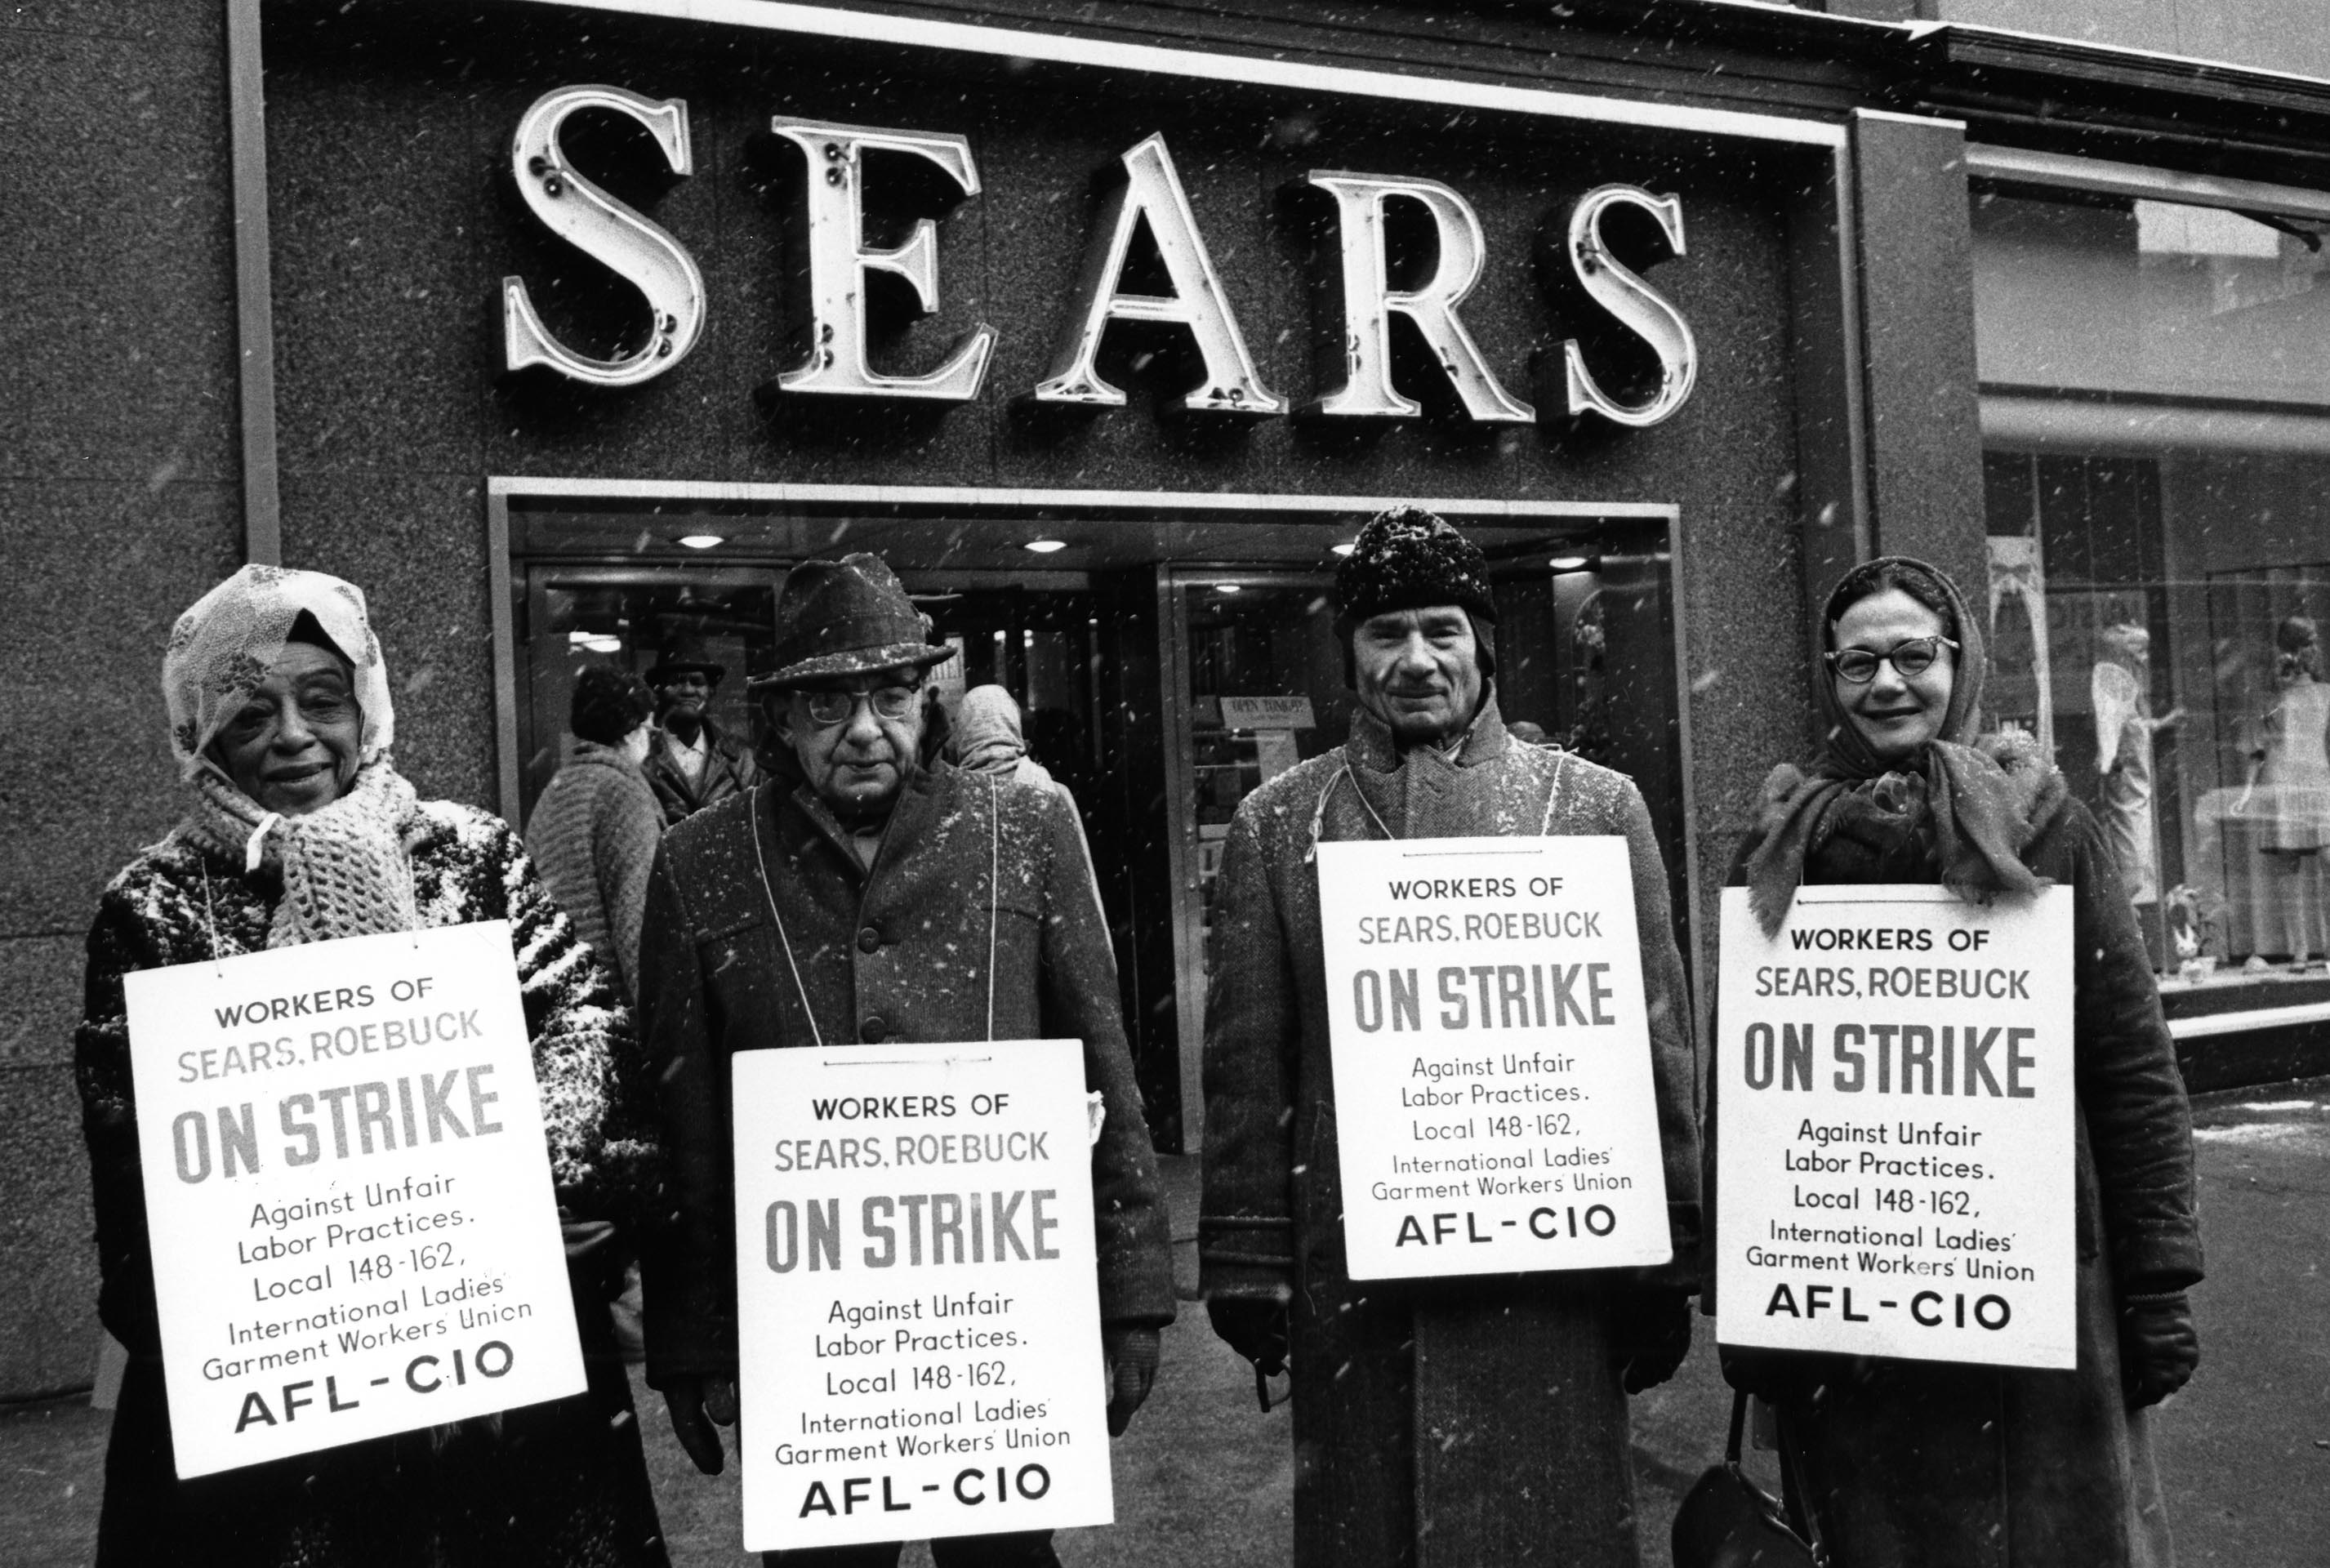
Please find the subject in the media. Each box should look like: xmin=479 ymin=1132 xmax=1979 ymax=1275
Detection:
xmin=1199 ymin=506 xmax=1702 ymax=1568
xmin=642 ymin=635 xmax=762 ymax=826
xmin=635 ymin=553 xmax=1174 ymax=1568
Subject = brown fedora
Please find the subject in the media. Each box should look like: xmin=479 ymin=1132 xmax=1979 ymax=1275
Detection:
xmin=751 ymin=554 xmax=952 ymax=691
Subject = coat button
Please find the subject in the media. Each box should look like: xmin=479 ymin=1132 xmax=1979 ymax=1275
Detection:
xmin=858 ymin=925 xmax=881 ymax=955
xmin=860 ymin=1015 xmax=888 ymax=1043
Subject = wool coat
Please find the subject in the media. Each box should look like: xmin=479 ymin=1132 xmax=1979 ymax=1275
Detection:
xmin=76 ymin=802 xmax=669 ymax=1568
xmin=1199 ymin=697 xmax=1700 ymax=1568
xmin=528 ymin=741 xmax=666 ymax=1004
xmin=642 ymin=716 xmax=761 ymax=826
xmin=1707 ymin=791 xmax=2203 ymax=1568
xmin=635 ymin=760 xmax=1174 ymax=1391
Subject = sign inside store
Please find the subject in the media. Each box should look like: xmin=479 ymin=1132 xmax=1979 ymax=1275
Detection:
xmin=503 ymin=86 xmax=1700 ymax=428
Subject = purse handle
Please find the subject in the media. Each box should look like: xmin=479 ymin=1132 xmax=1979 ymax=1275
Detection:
xmin=1726 ymin=1388 xmax=1831 ymax=1566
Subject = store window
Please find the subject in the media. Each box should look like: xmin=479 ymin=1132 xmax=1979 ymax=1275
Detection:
xmin=494 ymin=488 xmax=1686 ymax=1148
xmin=1971 ymin=179 xmax=2330 ymax=992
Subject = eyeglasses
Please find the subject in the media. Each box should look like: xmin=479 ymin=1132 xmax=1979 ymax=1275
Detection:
xmin=1825 ymin=636 xmax=1959 ymax=685
xmin=797 ymin=685 xmax=920 ymax=728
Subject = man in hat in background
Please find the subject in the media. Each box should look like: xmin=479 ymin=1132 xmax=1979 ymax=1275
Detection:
xmin=1198 ymin=506 xmax=1701 ymax=1568
xmin=635 ymin=553 xmax=1174 ymax=1568
xmin=642 ymin=635 xmax=761 ymax=825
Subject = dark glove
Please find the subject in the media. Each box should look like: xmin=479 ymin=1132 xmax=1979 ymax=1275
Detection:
xmin=1206 ymin=1296 xmax=1289 ymax=1376
xmin=1103 ymin=1325 xmax=1161 ymax=1437
xmin=2119 ymin=1291 xmax=2199 ymax=1409
xmin=1610 ymin=1286 xmax=1693 ymax=1394
xmin=662 ymin=1375 xmax=737 ymax=1475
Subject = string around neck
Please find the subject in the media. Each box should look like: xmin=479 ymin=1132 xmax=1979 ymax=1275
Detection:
xmin=747 ymin=784 xmax=825 ymax=1049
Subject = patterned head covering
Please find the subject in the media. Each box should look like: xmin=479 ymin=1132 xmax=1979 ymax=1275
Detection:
xmin=163 ymin=564 xmax=394 ymax=782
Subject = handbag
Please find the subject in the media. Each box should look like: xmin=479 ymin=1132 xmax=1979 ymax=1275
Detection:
xmin=1671 ymin=1389 xmax=1825 ymax=1568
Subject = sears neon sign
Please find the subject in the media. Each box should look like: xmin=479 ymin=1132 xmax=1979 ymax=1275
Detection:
xmin=502 ymin=84 xmax=1698 ymax=429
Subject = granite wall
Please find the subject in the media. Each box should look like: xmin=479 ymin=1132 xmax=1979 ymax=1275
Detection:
xmin=0 ymin=1 xmax=244 ymax=1395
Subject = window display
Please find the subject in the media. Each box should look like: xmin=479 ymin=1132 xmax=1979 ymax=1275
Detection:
xmin=1974 ymin=184 xmax=2330 ymax=986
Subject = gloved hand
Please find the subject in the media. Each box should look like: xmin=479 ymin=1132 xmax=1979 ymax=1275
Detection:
xmin=1205 ymin=1296 xmax=1290 ymax=1376
xmin=1609 ymin=1286 xmax=1693 ymax=1394
xmin=2119 ymin=1291 xmax=2199 ymax=1408
xmin=662 ymin=1375 xmax=737 ymax=1475
xmin=1103 ymin=1325 xmax=1161 ymax=1437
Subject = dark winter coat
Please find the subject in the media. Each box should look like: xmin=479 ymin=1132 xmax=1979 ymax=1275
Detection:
xmin=1199 ymin=697 xmax=1700 ymax=1568
xmin=1707 ymin=793 xmax=2202 ymax=1568
xmin=527 ymin=741 xmax=666 ymax=1004
xmin=76 ymin=803 xmax=670 ymax=1568
xmin=641 ymin=716 xmax=761 ymax=826
xmin=635 ymin=760 xmax=1174 ymax=1391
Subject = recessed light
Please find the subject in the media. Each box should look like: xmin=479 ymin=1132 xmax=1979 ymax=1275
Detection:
xmin=678 ymin=533 xmax=724 ymax=550
xmin=1215 ymin=583 xmax=1243 ymax=595
xmin=1331 ymin=543 xmax=1356 ymax=557
xmin=1549 ymin=555 xmax=1591 ymax=571
xmin=1024 ymin=539 xmax=1067 ymax=554
xmin=580 ymin=636 xmax=622 ymax=654
xmin=567 ymin=630 xmax=596 ymax=645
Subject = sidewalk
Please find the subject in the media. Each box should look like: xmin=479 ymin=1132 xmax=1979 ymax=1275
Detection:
xmin=9 ymin=1098 xmax=2326 ymax=1564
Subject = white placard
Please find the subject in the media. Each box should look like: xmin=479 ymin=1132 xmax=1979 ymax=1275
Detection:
xmin=123 ymin=923 xmax=585 ymax=1477
xmin=1715 ymin=886 xmax=2075 ymax=1369
xmin=1219 ymin=695 xmax=1316 ymax=730
xmin=1316 ymin=837 xmax=1673 ymax=1281
xmin=733 ymin=1041 xmax=1112 ymax=1553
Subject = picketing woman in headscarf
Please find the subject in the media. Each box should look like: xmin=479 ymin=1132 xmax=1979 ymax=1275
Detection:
xmin=1706 ymin=556 xmax=2203 ymax=1566
xmin=75 ymin=564 xmax=671 ymax=1567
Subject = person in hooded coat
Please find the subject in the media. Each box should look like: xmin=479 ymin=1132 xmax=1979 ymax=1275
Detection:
xmin=1709 ymin=555 xmax=2203 ymax=1568
xmin=1200 ymin=507 xmax=1702 ymax=1568
xmin=75 ymin=565 xmax=670 ymax=1568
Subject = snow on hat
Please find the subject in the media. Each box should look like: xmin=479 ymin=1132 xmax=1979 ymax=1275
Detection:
xmin=163 ymin=564 xmax=394 ymax=781
xmin=752 ymin=553 xmax=952 ymax=690
xmin=1332 ymin=505 xmax=1499 ymax=638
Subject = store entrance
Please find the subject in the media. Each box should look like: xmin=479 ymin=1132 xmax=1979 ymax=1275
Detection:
xmin=500 ymin=492 xmax=1682 ymax=1154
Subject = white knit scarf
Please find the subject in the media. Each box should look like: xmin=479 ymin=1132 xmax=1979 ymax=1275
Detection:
xmin=185 ymin=760 xmax=423 ymax=947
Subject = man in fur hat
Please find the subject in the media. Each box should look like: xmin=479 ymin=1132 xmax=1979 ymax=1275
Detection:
xmin=642 ymin=636 xmax=762 ymax=825
xmin=635 ymin=553 xmax=1174 ymax=1568
xmin=1199 ymin=506 xmax=1702 ymax=1568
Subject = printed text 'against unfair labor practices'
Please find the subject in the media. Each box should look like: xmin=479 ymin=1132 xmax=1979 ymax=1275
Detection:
xmin=123 ymin=922 xmax=584 ymax=1477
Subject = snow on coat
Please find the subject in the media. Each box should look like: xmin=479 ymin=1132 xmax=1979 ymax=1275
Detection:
xmin=75 ymin=801 xmax=668 ymax=1568
xmin=1199 ymin=695 xmax=1700 ymax=1568
xmin=635 ymin=763 xmax=1174 ymax=1390
xmin=1708 ymin=790 xmax=2203 ymax=1568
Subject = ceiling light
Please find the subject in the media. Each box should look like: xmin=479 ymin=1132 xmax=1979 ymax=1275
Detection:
xmin=1215 ymin=583 xmax=1243 ymax=595
xmin=678 ymin=533 xmax=724 ymax=550
xmin=1331 ymin=543 xmax=1356 ymax=557
xmin=1549 ymin=555 xmax=1592 ymax=571
xmin=567 ymin=630 xmax=596 ymax=645
xmin=1024 ymin=539 xmax=1067 ymax=554
xmin=580 ymin=636 xmax=622 ymax=654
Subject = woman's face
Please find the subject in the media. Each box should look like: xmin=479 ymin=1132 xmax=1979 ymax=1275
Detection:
xmin=1832 ymin=588 xmax=1955 ymax=764
xmin=211 ymin=642 xmax=363 ymax=814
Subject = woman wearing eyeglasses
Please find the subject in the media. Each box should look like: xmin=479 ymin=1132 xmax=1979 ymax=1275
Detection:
xmin=1705 ymin=557 xmax=2202 ymax=1567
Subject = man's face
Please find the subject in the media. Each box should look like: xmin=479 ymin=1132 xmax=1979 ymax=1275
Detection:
xmin=780 ymin=670 xmax=926 ymax=816
xmin=1352 ymin=606 xmax=1485 ymax=747
xmin=657 ymin=670 xmax=712 ymax=717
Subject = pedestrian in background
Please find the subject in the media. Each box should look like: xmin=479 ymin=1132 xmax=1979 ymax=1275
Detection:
xmin=1709 ymin=556 xmax=2202 ymax=1566
xmin=528 ymin=666 xmax=663 ymax=1004
xmin=1200 ymin=506 xmax=1700 ymax=1568
xmin=643 ymin=637 xmax=760 ymax=825
xmin=75 ymin=565 xmax=668 ymax=1567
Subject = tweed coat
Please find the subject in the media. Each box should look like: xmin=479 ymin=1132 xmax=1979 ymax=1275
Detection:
xmin=1199 ymin=696 xmax=1700 ymax=1568
xmin=1707 ymin=792 xmax=2203 ymax=1568
xmin=528 ymin=741 xmax=666 ymax=1004
xmin=642 ymin=716 xmax=761 ymax=826
xmin=635 ymin=758 xmax=1174 ymax=1391
xmin=76 ymin=803 xmax=669 ymax=1568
